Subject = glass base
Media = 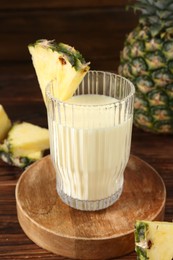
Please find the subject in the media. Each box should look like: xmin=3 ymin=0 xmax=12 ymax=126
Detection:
xmin=57 ymin=187 xmax=123 ymax=211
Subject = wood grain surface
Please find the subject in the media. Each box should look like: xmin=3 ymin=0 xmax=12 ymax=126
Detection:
xmin=15 ymin=155 xmax=165 ymax=259
xmin=1 ymin=1 xmax=173 ymax=259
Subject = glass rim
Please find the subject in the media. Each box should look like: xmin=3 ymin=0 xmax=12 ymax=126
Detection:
xmin=45 ymin=70 xmax=135 ymax=107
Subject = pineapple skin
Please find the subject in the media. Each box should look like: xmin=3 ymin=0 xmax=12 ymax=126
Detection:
xmin=0 ymin=145 xmax=43 ymax=168
xmin=0 ymin=105 xmax=12 ymax=141
xmin=118 ymin=2 xmax=173 ymax=134
xmin=135 ymin=220 xmax=173 ymax=260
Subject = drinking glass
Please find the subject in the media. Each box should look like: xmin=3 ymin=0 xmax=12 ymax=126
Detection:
xmin=46 ymin=71 xmax=135 ymax=211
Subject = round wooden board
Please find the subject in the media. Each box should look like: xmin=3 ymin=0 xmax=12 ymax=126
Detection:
xmin=15 ymin=155 xmax=166 ymax=259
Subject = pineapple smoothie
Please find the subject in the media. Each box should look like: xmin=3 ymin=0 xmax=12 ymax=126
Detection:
xmin=46 ymin=71 xmax=134 ymax=210
xmin=51 ymin=94 xmax=133 ymax=203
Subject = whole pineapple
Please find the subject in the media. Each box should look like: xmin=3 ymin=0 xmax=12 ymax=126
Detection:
xmin=119 ymin=0 xmax=173 ymax=134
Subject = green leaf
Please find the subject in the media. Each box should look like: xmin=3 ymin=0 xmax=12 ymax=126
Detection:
xmin=150 ymin=23 xmax=163 ymax=37
xmin=156 ymin=10 xmax=173 ymax=19
xmin=148 ymin=15 xmax=161 ymax=24
xmin=168 ymin=3 xmax=173 ymax=11
xmin=133 ymin=3 xmax=155 ymax=14
xmin=166 ymin=27 xmax=173 ymax=34
xmin=154 ymin=1 xmax=166 ymax=10
xmin=155 ymin=0 xmax=173 ymax=5
xmin=147 ymin=0 xmax=155 ymax=4
xmin=137 ymin=0 xmax=154 ymax=4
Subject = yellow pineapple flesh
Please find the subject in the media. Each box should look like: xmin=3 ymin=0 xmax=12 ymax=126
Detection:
xmin=0 ymin=121 xmax=49 ymax=168
xmin=135 ymin=220 xmax=173 ymax=260
xmin=28 ymin=40 xmax=90 ymax=103
xmin=0 ymin=105 xmax=12 ymax=142
xmin=7 ymin=122 xmax=49 ymax=157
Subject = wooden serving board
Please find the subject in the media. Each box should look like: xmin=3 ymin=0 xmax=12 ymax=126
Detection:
xmin=15 ymin=155 xmax=166 ymax=259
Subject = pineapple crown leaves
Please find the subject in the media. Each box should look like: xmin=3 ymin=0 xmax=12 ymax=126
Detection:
xmin=127 ymin=0 xmax=173 ymax=37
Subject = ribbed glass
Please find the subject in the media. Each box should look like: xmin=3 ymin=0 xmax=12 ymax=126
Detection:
xmin=46 ymin=71 xmax=135 ymax=211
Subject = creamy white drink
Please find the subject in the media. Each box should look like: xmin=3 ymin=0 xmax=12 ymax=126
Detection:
xmin=52 ymin=94 xmax=133 ymax=201
xmin=46 ymin=71 xmax=135 ymax=210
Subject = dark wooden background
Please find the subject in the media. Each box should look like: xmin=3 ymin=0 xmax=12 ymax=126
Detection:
xmin=0 ymin=0 xmax=137 ymax=70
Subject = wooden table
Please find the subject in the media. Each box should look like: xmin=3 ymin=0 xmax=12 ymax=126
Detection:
xmin=0 ymin=63 xmax=173 ymax=260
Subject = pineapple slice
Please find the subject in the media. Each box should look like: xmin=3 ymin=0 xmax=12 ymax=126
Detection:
xmin=6 ymin=122 xmax=49 ymax=157
xmin=0 ymin=141 xmax=42 ymax=168
xmin=11 ymin=151 xmax=43 ymax=168
xmin=135 ymin=220 xmax=173 ymax=260
xmin=0 ymin=122 xmax=49 ymax=168
xmin=0 ymin=105 xmax=12 ymax=142
xmin=28 ymin=40 xmax=90 ymax=103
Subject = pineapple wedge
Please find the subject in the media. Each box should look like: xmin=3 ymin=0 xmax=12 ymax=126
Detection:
xmin=0 ymin=141 xmax=43 ymax=168
xmin=0 ymin=105 xmax=12 ymax=142
xmin=135 ymin=220 xmax=173 ymax=260
xmin=28 ymin=39 xmax=90 ymax=103
xmin=6 ymin=122 xmax=49 ymax=157
xmin=11 ymin=151 xmax=43 ymax=168
xmin=0 ymin=122 xmax=49 ymax=168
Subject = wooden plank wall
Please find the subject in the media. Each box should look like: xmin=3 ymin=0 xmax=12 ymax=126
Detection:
xmin=1 ymin=0 xmax=138 ymax=71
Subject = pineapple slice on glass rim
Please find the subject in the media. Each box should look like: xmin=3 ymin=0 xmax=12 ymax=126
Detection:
xmin=28 ymin=39 xmax=90 ymax=103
